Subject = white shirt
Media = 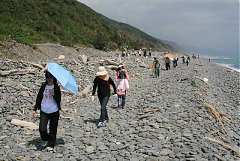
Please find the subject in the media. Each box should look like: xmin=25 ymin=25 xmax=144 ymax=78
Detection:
xmin=41 ymin=85 xmax=58 ymax=114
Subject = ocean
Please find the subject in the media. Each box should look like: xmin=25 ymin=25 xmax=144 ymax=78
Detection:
xmin=211 ymin=57 xmax=240 ymax=72
xmin=201 ymin=55 xmax=240 ymax=72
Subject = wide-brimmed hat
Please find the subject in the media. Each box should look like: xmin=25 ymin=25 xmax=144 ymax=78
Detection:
xmin=96 ymin=66 xmax=108 ymax=76
xmin=118 ymin=64 xmax=124 ymax=68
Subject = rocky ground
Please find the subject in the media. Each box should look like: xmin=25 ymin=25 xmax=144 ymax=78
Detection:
xmin=0 ymin=43 xmax=240 ymax=161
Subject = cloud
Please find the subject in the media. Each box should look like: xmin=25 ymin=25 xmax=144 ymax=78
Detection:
xmin=78 ymin=0 xmax=239 ymax=57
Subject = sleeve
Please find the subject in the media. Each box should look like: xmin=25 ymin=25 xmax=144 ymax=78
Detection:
xmin=125 ymin=70 xmax=130 ymax=80
xmin=109 ymin=77 xmax=117 ymax=94
xmin=92 ymin=77 xmax=98 ymax=95
xmin=33 ymin=83 xmax=44 ymax=111
xmin=54 ymin=84 xmax=61 ymax=110
xmin=115 ymin=71 xmax=119 ymax=80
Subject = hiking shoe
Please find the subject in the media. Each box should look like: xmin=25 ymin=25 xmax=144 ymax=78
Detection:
xmin=103 ymin=120 xmax=108 ymax=124
xmin=97 ymin=122 xmax=106 ymax=128
xmin=46 ymin=147 xmax=56 ymax=153
xmin=40 ymin=141 xmax=48 ymax=148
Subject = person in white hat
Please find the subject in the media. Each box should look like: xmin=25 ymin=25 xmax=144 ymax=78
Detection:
xmin=92 ymin=66 xmax=117 ymax=128
xmin=115 ymin=64 xmax=129 ymax=108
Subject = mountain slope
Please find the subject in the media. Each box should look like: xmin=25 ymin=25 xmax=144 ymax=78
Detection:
xmin=0 ymin=0 xmax=171 ymax=50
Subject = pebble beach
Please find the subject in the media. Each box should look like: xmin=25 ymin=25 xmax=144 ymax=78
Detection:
xmin=0 ymin=43 xmax=239 ymax=161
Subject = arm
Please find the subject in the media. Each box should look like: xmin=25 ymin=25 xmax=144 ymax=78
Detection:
xmin=125 ymin=70 xmax=130 ymax=80
xmin=92 ymin=77 xmax=98 ymax=95
xmin=54 ymin=84 xmax=61 ymax=110
xmin=109 ymin=77 xmax=117 ymax=94
xmin=115 ymin=71 xmax=119 ymax=80
xmin=33 ymin=83 xmax=45 ymax=111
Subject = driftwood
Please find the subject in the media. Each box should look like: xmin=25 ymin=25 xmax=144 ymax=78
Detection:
xmin=143 ymin=108 xmax=160 ymax=113
xmin=79 ymin=85 xmax=91 ymax=98
xmin=0 ymin=69 xmax=35 ymax=76
xmin=139 ymin=62 xmax=148 ymax=68
xmin=205 ymin=137 xmax=240 ymax=156
xmin=106 ymin=65 xmax=118 ymax=70
xmin=99 ymin=59 xmax=119 ymax=66
xmin=11 ymin=119 xmax=38 ymax=130
xmin=195 ymin=76 xmax=208 ymax=84
xmin=6 ymin=59 xmax=44 ymax=70
xmin=60 ymin=115 xmax=73 ymax=120
xmin=138 ymin=114 xmax=154 ymax=120
xmin=204 ymin=103 xmax=231 ymax=133
xmin=80 ymin=55 xmax=88 ymax=64
xmin=24 ymin=61 xmax=44 ymax=70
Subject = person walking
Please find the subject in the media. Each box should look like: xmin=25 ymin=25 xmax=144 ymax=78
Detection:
xmin=186 ymin=56 xmax=190 ymax=66
xmin=165 ymin=57 xmax=171 ymax=70
xmin=153 ymin=57 xmax=160 ymax=77
xmin=115 ymin=64 xmax=129 ymax=108
xmin=173 ymin=58 xmax=178 ymax=68
xmin=32 ymin=71 xmax=61 ymax=152
xmin=92 ymin=66 xmax=117 ymax=128
xmin=182 ymin=56 xmax=186 ymax=64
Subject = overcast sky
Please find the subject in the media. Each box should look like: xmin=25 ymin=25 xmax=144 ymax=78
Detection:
xmin=78 ymin=0 xmax=239 ymax=58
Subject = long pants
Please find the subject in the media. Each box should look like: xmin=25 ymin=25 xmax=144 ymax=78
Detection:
xmin=118 ymin=95 xmax=126 ymax=108
xmin=39 ymin=111 xmax=59 ymax=148
xmin=166 ymin=63 xmax=170 ymax=70
xmin=154 ymin=68 xmax=160 ymax=77
xmin=98 ymin=95 xmax=109 ymax=122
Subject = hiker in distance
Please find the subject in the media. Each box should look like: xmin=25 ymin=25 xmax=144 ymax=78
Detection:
xmin=115 ymin=64 xmax=129 ymax=109
xmin=32 ymin=71 xmax=61 ymax=152
xmin=92 ymin=66 xmax=117 ymax=128
xmin=153 ymin=57 xmax=160 ymax=78
xmin=186 ymin=56 xmax=191 ymax=66
xmin=165 ymin=57 xmax=171 ymax=70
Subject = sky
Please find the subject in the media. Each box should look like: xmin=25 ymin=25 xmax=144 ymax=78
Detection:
xmin=78 ymin=0 xmax=239 ymax=59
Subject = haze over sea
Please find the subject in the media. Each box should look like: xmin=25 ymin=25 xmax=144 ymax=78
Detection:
xmin=78 ymin=0 xmax=239 ymax=72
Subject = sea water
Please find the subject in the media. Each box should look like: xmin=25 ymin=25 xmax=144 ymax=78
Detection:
xmin=211 ymin=57 xmax=240 ymax=72
xmin=200 ymin=54 xmax=240 ymax=72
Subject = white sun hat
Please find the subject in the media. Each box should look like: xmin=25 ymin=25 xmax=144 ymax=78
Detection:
xmin=96 ymin=66 xmax=108 ymax=76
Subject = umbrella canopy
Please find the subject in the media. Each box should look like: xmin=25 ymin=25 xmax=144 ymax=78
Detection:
xmin=47 ymin=62 xmax=78 ymax=95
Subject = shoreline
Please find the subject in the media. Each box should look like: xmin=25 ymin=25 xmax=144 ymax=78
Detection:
xmin=215 ymin=63 xmax=240 ymax=73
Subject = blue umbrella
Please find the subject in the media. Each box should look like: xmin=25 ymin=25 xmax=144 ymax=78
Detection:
xmin=47 ymin=62 xmax=78 ymax=95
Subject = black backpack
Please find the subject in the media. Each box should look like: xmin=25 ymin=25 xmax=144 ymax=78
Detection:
xmin=118 ymin=70 xmax=126 ymax=79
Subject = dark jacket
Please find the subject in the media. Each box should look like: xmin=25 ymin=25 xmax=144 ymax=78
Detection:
xmin=33 ymin=82 xmax=61 ymax=111
xmin=92 ymin=77 xmax=116 ymax=97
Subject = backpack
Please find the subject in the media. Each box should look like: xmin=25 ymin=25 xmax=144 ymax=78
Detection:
xmin=118 ymin=70 xmax=126 ymax=79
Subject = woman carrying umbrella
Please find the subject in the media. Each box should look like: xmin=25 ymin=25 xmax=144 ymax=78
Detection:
xmin=92 ymin=66 xmax=117 ymax=128
xmin=32 ymin=71 xmax=61 ymax=152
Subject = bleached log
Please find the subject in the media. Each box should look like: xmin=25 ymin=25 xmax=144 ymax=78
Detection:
xmin=106 ymin=65 xmax=118 ymax=70
xmin=11 ymin=119 xmax=38 ymax=130
xmin=205 ymin=137 xmax=240 ymax=156
xmin=99 ymin=59 xmax=119 ymax=66
xmin=143 ymin=108 xmax=160 ymax=113
xmin=195 ymin=76 xmax=208 ymax=84
xmin=79 ymin=85 xmax=91 ymax=98
xmin=0 ymin=69 xmax=35 ymax=76
xmin=80 ymin=55 xmax=88 ymax=64
xmin=139 ymin=63 xmax=148 ymax=68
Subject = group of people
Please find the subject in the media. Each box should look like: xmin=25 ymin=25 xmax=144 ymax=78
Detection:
xmin=121 ymin=48 xmax=152 ymax=57
xmin=181 ymin=56 xmax=191 ymax=66
xmin=32 ymin=64 xmax=130 ymax=152
xmin=152 ymin=55 xmax=193 ymax=78
xmin=152 ymin=56 xmax=173 ymax=77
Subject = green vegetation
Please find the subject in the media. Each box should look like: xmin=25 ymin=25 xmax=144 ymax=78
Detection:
xmin=0 ymin=0 xmax=171 ymax=50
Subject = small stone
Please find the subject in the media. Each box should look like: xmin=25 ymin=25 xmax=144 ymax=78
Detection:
xmin=160 ymin=149 xmax=173 ymax=156
xmin=55 ymin=153 xmax=64 ymax=158
xmin=85 ymin=146 xmax=95 ymax=153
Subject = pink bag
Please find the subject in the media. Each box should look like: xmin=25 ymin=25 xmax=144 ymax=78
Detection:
xmin=116 ymin=79 xmax=129 ymax=95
